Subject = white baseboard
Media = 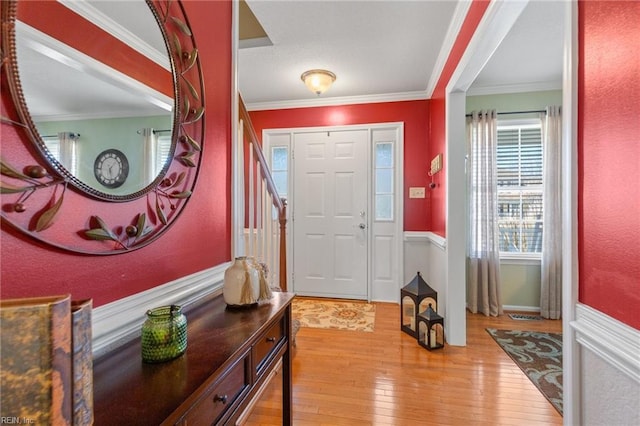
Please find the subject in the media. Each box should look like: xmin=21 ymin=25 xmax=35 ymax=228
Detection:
xmin=503 ymin=305 xmax=541 ymax=313
xmin=92 ymin=262 xmax=229 ymax=358
xmin=572 ymin=303 xmax=640 ymax=384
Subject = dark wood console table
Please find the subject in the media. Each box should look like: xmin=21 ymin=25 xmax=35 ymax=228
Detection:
xmin=93 ymin=292 xmax=294 ymax=425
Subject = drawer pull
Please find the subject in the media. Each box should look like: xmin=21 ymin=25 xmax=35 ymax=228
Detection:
xmin=266 ymin=336 xmax=276 ymax=343
xmin=213 ymin=394 xmax=228 ymax=405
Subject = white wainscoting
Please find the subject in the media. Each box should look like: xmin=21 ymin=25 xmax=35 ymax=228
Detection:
xmin=92 ymin=263 xmax=229 ymax=358
xmin=572 ymin=303 xmax=640 ymax=425
xmin=403 ymin=231 xmax=447 ymax=307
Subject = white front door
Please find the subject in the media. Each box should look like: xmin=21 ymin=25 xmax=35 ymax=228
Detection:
xmin=293 ymin=129 xmax=369 ymax=299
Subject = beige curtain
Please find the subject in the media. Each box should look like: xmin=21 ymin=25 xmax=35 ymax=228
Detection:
xmin=467 ymin=110 xmax=503 ymax=317
xmin=57 ymin=132 xmax=78 ymax=175
xmin=141 ymin=128 xmax=158 ymax=183
xmin=540 ymin=106 xmax=562 ymax=319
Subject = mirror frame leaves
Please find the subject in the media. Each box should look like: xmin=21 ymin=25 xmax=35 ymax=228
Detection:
xmin=0 ymin=0 xmax=205 ymax=254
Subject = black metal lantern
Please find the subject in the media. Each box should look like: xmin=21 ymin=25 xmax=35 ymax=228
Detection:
xmin=400 ymin=272 xmax=437 ymax=338
xmin=417 ymin=303 xmax=444 ymax=350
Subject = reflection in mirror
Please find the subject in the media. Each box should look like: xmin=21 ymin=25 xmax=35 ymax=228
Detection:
xmin=42 ymin=132 xmax=79 ymax=176
xmin=1 ymin=0 xmax=204 ymax=254
xmin=14 ymin=0 xmax=175 ymax=198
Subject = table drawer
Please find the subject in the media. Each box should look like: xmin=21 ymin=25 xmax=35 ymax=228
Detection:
xmin=252 ymin=316 xmax=285 ymax=374
xmin=181 ymin=355 xmax=249 ymax=425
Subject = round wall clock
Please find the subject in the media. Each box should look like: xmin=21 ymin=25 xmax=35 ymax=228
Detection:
xmin=94 ymin=149 xmax=129 ymax=188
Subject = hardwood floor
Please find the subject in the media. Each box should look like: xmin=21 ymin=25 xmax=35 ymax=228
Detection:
xmin=245 ymin=299 xmax=563 ymax=425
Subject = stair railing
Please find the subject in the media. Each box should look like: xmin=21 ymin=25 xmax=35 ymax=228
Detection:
xmin=239 ymin=96 xmax=287 ymax=291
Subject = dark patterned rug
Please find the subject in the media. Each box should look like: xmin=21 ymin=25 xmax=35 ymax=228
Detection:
xmin=486 ymin=328 xmax=563 ymax=415
xmin=508 ymin=313 xmax=543 ymax=321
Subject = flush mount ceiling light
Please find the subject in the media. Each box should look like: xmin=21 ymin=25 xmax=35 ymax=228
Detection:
xmin=300 ymin=69 xmax=336 ymax=96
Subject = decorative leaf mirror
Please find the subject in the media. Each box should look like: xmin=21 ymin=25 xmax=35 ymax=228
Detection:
xmin=0 ymin=0 xmax=204 ymax=254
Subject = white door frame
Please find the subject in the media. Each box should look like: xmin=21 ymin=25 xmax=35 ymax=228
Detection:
xmin=263 ymin=122 xmax=404 ymax=302
xmin=444 ymin=0 xmax=578 ymax=422
xmin=444 ymin=0 xmax=531 ymax=347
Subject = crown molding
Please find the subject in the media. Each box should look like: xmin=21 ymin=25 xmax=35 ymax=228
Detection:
xmin=58 ymin=0 xmax=170 ymax=70
xmin=426 ymin=0 xmax=473 ymax=98
xmin=33 ymin=109 xmax=166 ymax=123
xmin=467 ymin=80 xmax=563 ymax=96
xmin=239 ymin=37 xmax=273 ymax=49
xmin=245 ymin=91 xmax=428 ymax=111
xmin=18 ymin=21 xmax=172 ymax=121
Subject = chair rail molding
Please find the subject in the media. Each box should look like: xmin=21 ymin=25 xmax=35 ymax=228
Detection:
xmin=92 ymin=262 xmax=229 ymax=358
xmin=403 ymin=231 xmax=447 ymax=251
xmin=572 ymin=303 xmax=640 ymax=384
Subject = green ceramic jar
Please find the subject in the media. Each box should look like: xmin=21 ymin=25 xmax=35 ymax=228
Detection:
xmin=141 ymin=305 xmax=187 ymax=363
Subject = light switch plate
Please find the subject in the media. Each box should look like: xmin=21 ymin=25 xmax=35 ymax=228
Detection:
xmin=409 ymin=187 xmax=425 ymax=198
xmin=430 ymin=154 xmax=442 ymax=175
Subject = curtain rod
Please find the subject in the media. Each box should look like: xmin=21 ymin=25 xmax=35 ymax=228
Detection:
xmin=136 ymin=129 xmax=171 ymax=134
xmin=41 ymin=133 xmax=80 ymax=138
xmin=465 ymin=109 xmax=546 ymax=117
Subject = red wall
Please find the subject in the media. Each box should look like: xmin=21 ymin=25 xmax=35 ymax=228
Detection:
xmin=249 ymin=1 xmax=492 ymax=236
xmin=428 ymin=0 xmax=491 ymax=236
xmin=578 ymin=1 xmax=640 ymax=329
xmin=248 ymin=100 xmax=431 ymax=231
xmin=0 ymin=0 xmax=232 ymax=307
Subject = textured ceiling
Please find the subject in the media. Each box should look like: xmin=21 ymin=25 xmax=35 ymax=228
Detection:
xmin=18 ymin=1 xmax=565 ymax=120
xmin=239 ymin=0 xmax=459 ymax=106
xmin=470 ymin=0 xmax=564 ymax=95
xmin=239 ymin=0 xmax=565 ymax=109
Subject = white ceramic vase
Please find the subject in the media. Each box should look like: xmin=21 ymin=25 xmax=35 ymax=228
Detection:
xmin=223 ymin=256 xmax=260 ymax=306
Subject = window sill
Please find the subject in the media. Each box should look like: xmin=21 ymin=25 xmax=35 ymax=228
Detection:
xmin=500 ymin=253 xmax=541 ymax=265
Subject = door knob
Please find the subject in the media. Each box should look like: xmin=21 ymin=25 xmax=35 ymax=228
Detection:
xmin=359 ymin=223 xmax=366 ymax=229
